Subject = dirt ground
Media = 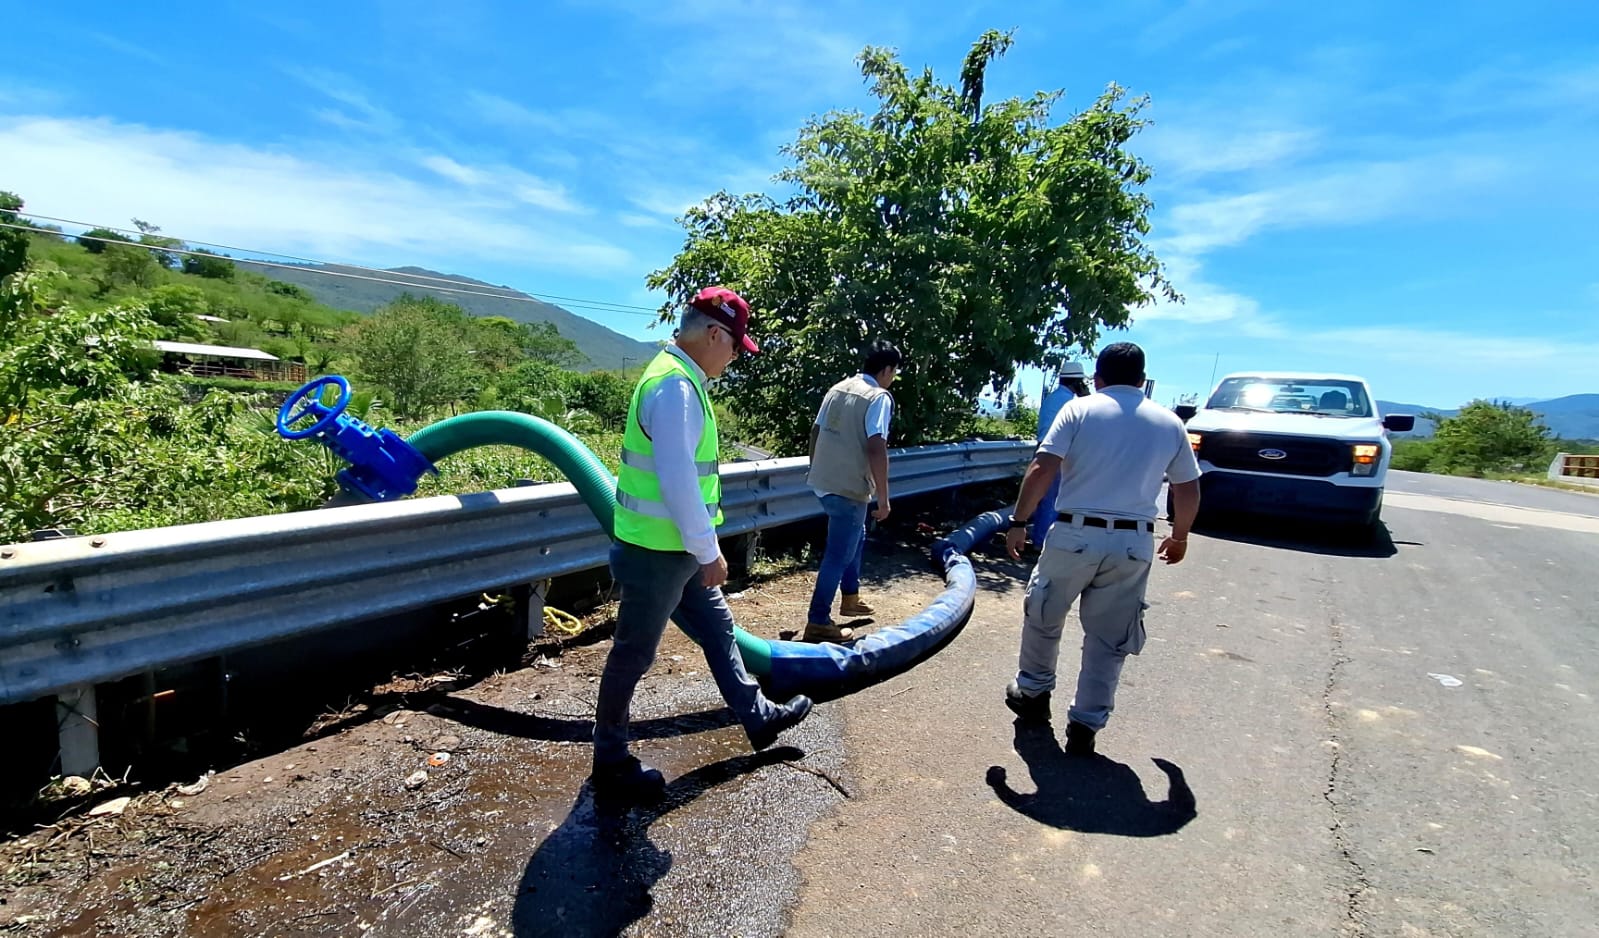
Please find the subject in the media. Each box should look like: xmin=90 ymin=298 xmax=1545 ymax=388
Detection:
xmin=0 ymin=540 xmax=952 ymax=937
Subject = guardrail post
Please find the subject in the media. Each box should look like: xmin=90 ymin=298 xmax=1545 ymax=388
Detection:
xmin=1550 ymin=453 xmax=1568 ymax=481
xmin=515 ymin=581 xmax=548 ymax=641
xmin=725 ymin=531 xmax=761 ymax=580
xmin=56 ymin=684 xmax=100 ymax=776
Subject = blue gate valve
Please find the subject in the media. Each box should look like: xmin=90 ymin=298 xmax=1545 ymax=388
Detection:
xmin=276 ymin=375 xmax=437 ymax=502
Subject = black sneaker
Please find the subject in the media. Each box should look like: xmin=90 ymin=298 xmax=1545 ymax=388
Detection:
xmin=1004 ymin=681 xmax=1051 ymax=724
xmin=1064 ymin=720 xmax=1097 ymax=757
xmin=749 ymin=695 xmax=813 ymax=751
xmin=590 ymin=756 xmax=666 ymax=802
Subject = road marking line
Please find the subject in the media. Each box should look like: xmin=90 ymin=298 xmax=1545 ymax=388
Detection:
xmin=1386 ymin=492 xmax=1599 ymax=534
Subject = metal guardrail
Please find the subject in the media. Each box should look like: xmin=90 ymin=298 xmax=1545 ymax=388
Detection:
xmin=1549 ymin=452 xmax=1599 ymax=484
xmin=0 ymin=441 xmax=1031 ymax=708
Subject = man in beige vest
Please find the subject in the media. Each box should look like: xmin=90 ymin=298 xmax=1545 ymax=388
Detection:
xmin=803 ymin=341 xmax=902 ymax=643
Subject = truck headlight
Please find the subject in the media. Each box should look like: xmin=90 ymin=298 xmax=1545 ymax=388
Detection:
xmin=1187 ymin=432 xmax=1203 ymax=453
xmin=1352 ymin=443 xmax=1379 ymax=476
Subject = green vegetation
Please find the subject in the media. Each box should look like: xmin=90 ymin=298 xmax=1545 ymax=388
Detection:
xmin=246 ymin=263 xmax=654 ymax=372
xmin=1390 ymin=401 xmax=1567 ymax=478
xmin=2 ymin=31 xmax=1122 ymax=541
xmin=0 ymin=195 xmax=641 ymax=543
xmin=650 ymin=31 xmax=1170 ymax=455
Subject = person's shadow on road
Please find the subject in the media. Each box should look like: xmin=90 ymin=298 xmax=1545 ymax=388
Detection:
xmin=985 ymin=723 xmax=1196 ymax=837
xmin=511 ymin=746 xmax=802 ymax=938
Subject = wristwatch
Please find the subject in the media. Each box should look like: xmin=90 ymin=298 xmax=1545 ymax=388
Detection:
xmin=1008 ymin=515 xmax=1030 ymax=529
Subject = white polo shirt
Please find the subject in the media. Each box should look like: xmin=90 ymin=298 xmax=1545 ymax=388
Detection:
xmin=1039 ymin=385 xmax=1201 ymax=523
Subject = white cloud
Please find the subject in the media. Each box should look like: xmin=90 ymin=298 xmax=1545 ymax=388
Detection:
xmin=1141 ymin=126 xmax=1320 ymax=177
xmin=420 ymin=155 xmax=484 ymax=187
xmin=1307 ymin=326 xmax=1599 ymax=368
xmin=0 ymin=116 xmax=631 ymax=272
xmin=1138 ymin=0 xmax=1270 ymax=51
xmin=87 ymin=33 xmax=166 ymax=66
xmin=417 ymin=155 xmax=582 ymax=213
xmin=592 ymin=0 xmax=871 ymax=102
xmin=1160 ymin=154 xmax=1506 ymax=256
xmin=618 ymin=212 xmax=672 ymax=229
xmin=282 ymin=66 xmax=399 ymax=134
xmin=0 ymin=82 xmax=67 ymax=111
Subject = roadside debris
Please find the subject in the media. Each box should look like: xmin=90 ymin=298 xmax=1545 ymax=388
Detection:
xmin=176 ymin=772 xmax=213 ymax=796
xmin=281 ymin=850 xmax=352 ymax=880
xmin=57 ymin=776 xmax=93 ymax=798
xmin=1427 ymin=672 xmax=1464 ymax=687
xmin=88 ymin=796 xmax=132 ymax=817
xmin=403 ymin=770 xmax=429 ymax=790
xmin=427 ymin=752 xmax=451 ymax=768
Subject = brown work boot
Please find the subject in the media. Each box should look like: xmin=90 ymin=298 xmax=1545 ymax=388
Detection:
xmin=802 ymin=622 xmax=854 ymax=643
xmin=839 ymin=593 xmax=875 ymax=617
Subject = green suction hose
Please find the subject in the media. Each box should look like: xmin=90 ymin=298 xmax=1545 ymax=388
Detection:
xmin=404 ymin=411 xmax=775 ymax=675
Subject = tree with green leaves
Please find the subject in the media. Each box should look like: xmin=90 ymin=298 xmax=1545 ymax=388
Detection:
xmin=1 ymin=265 xmax=158 ymax=535
xmin=0 ymin=190 xmax=26 ymax=279
xmin=1427 ymin=401 xmax=1554 ymax=477
xmin=77 ymin=227 xmax=133 ymax=254
xmin=475 ymin=316 xmax=586 ymax=369
xmin=182 ymin=247 xmax=236 ymax=280
xmin=648 ymin=30 xmax=1172 ymax=453
xmin=132 ymin=218 xmax=182 ymax=269
xmin=141 ymin=283 xmax=212 ymax=340
xmin=343 ymin=295 xmax=484 ymax=417
xmin=96 ymin=242 xmax=162 ymax=293
xmin=266 ymin=280 xmax=314 ymax=302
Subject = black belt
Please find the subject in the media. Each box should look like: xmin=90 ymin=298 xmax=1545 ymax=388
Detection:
xmin=1060 ymin=513 xmax=1153 ymax=533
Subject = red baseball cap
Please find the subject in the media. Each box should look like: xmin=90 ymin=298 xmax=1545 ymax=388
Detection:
xmin=689 ymin=286 xmax=759 ymax=354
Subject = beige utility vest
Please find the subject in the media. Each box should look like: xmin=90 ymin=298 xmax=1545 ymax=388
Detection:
xmin=808 ymin=375 xmax=890 ymax=503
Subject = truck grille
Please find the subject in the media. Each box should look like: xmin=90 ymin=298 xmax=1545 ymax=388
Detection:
xmin=1200 ymin=433 xmax=1351 ymax=477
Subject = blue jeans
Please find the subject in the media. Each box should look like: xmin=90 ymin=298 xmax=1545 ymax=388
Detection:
xmin=593 ymin=542 xmax=779 ymax=767
xmin=807 ymin=494 xmax=868 ymax=625
xmin=1030 ymin=470 xmax=1062 ymax=547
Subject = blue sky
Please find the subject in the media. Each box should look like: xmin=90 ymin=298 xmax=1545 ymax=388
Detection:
xmin=3 ymin=0 xmax=1597 ymax=409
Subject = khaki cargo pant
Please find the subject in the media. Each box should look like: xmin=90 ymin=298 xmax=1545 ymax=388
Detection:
xmin=1015 ymin=519 xmax=1154 ymax=730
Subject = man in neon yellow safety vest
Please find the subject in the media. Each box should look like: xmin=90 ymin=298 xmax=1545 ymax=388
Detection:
xmin=592 ymin=286 xmax=814 ymax=802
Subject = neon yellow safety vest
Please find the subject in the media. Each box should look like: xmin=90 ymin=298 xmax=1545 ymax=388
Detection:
xmin=614 ymin=350 xmax=724 ymax=551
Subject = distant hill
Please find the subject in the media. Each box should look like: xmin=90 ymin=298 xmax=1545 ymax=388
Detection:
xmin=238 ymin=262 xmax=659 ymax=371
xmin=1379 ymin=395 xmax=1599 ymax=440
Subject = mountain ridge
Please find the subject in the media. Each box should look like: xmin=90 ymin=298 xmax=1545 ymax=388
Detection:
xmin=1378 ymin=394 xmax=1599 ymax=440
xmin=237 ymin=261 xmax=660 ymax=371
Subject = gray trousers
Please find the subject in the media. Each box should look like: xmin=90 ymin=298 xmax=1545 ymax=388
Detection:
xmin=1015 ymin=520 xmax=1155 ymax=730
xmin=593 ymin=541 xmax=779 ymax=767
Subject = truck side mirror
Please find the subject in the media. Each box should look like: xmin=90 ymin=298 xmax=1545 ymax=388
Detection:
xmin=1383 ymin=414 xmax=1415 ymax=432
xmin=1174 ymin=404 xmax=1198 ymax=424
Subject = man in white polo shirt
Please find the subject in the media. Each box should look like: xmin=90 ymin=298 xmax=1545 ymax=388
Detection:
xmin=1001 ymin=343 xmax=1201 ymax=756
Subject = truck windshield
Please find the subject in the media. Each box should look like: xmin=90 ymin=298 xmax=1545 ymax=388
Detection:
xmin=1206 ymin=377 xmax=1373 ymax=418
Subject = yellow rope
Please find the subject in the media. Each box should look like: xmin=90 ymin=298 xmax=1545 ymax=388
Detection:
xmin=542 ymin=605 xmax=585 ymax=636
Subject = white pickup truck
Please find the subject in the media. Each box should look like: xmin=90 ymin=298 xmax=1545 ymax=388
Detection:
xmin=1173 ymin=372 xmax=1416 ymax=535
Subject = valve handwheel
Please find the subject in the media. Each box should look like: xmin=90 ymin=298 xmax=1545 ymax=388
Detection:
xmin=277 ymin=375 xmax=352 ymax=440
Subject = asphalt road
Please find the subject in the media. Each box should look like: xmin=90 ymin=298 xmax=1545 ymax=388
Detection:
xmin=1386 ymin=469 xmax=1599 ymax=517
xmin=9 ymin=473 xmax=1595 ymax=936
xmin=790 ymin=472 xmax=1599 ymax=937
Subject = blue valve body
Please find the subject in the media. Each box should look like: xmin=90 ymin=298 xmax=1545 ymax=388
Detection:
xmin=327 ymin=420 xmax=437 ymax=502
xmin=277 ymin=376 xmax=437 ymax=501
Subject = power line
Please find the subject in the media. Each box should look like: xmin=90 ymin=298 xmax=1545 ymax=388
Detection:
xmin=2 ymin=220 xmax=666 ymax=319
xmin=7 ymin=212 xmax=665 ymax=316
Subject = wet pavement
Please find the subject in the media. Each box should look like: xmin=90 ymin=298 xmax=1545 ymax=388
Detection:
xmin=1 ymin=558 xmax=937 ymax=937
xmin=8 ymin=476 xmax=1599 ymax=936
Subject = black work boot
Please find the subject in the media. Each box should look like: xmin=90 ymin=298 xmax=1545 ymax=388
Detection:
xmin=1064 ymin=720 xmax=1097 ymax=757
xmin=1004 ymin=681 xmax=1052 ymax=724
xmin=749 ymin=695 xmax=813 ymax=751
xmin=589 ymin=756 xmax=666 ymax=803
